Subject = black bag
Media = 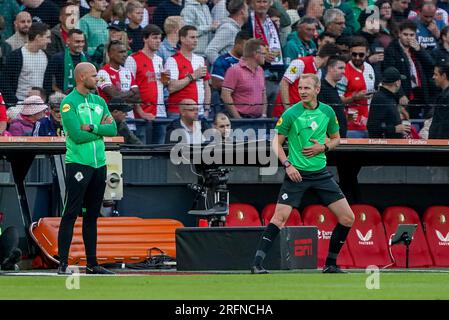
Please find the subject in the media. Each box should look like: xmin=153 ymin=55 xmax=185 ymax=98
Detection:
xmin=126 ymin=247 xmax=176 ymax=270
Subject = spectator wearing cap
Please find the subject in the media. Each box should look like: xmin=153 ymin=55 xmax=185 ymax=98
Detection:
xmin=79 ymin=0 xmax=109 ymax=56
xmin=47 ymin=3 xmax=79 ymax=57
xmin=9 ymin=95 xmax=48 ymax=136
xmin=165 ymin=98 xmax=210 ymax=144
xmin=6 ymin=12 xmax=32 ymax=51
xmin=221 ymin=38 xmax=267 ymax=119
xmin=44 ymin=29 xmax=88 ymax=95
xmin=91 ymin=20 xmax=130 ymax=68
xmin=367 ymin=67 xmax=410 ymax=138
xmin=1 ymin=22 xmax=51 ymax=103
xmin=33 ymin=92 xmax=65 ymax=136
xmin=126 ymin=1 xmax=144 ymax=53
xmin=205 ymin=0 xmax=248 ymax=65
xmin=153 ymin=0 xmax=184 ymax=31
xmin=181 ymin=0 xmax=217 ymax=57
xmin=157 ymin=16 xmax=185 ymax=64
xmin=283 ymin=16 xmax=318 ymax=65
xmin=429 ymin=62 xmax=449 ymax=139
xmin=108 ymin=99 xmax=142 ymax=145
xmin=324 ymin=0 xmax=357 ymax=35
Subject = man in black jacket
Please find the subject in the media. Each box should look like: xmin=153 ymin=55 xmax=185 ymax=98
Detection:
xmin=165 ymin=99 xmax=210 ymax=144
xmin=382 ymin=20 xmax=435 ymax=119
xmin=429 ymin=62 xmax=449 ymax=139
xmin=367 ymin=67 xmax=411 ymax=138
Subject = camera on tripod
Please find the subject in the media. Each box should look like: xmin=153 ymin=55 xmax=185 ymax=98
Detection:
xmin=188 ymin=167 xmax=231 ymax=227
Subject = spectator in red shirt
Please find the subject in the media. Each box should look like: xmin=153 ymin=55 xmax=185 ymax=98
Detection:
xmin=339 ymin=36 xmax=376 ymax=138
xmin=166 ymin=25 xmax=212 ymax=119
xmin=125 ymin=24 xmax=169 ymax=144
xmin=273 ymin=43 xmax=340 ymax=118
xmin=221 ymin=38 xmax=267 ymax=118
xmin=97 ymin=40 xmax=141 ymax=141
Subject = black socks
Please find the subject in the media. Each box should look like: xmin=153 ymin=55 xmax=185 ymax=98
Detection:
xmin=325 ymin=223 xmax=351 ymax=266
xmin=253 ymin=223 xmax=280 ymax=267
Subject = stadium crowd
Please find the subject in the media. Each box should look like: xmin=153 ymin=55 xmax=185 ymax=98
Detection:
xmin=0 ymin=0 xmax=449 ymax=143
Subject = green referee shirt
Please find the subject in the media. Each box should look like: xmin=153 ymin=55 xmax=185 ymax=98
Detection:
xmin=275 ymin=101 xmax=339 ymax=172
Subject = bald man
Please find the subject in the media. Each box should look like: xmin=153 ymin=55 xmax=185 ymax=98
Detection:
xmin=57 ymin=62 xmax=117 ymax=275
xmin=6 ymin=12 xmax=32 ymax=50
xmin=165 ymin=98 xmax=210 ymax=144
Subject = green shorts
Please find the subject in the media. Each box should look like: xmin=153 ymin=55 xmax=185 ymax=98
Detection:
xmin=277 ymin=168 xmax=345 ymax=207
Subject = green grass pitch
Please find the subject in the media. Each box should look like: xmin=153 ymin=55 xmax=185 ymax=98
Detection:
xmin=0 ymin=271 xmax=448 ymax=300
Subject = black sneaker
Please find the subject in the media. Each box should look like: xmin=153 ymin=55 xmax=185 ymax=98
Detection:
xmin=322 ymin=265 xmax=347 ymax=273
xmin=1 ymin=248 xmax=22 ymax=271
xmin=86 ymin=265 xmax=115 ymax=275
xmin=251 ymin=265 xmax=269 ymax=274
xmin=57 ymin=263 xmax=72 ymax=275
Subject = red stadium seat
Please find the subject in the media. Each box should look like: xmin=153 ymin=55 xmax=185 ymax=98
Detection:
xmin=382 ymin=206 xmax=434 ymax=268
xmin=302 ymin=205 xmax=353 ymax=268
xmin=346 ymin=205 xmax=392 ymax=268
xmin=260 ymin=203 xmax=302 ymax=226
xmin=423 ymin=206 xmax=449 ymax=267
xmin=226 ymin=203 xmax=262 ymax=226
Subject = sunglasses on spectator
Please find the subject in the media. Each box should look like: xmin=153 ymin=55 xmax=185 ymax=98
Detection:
xmin=351 ymin=52 xmax=366 ymax=58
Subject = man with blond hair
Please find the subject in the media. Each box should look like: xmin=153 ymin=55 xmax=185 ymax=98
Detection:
xmin=251 ymin=73 xmax=355 ymax=274
xmin=157 ymin=16 xmax=185 ymax=63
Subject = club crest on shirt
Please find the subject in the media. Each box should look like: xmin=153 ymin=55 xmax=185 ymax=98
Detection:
xmin=62 ymin=104 xmax=71 ymax=112
xmin=290 ymin=66 xmax=297 ymax=74
xmin=276 ymin=117 xmax=283 ymax=126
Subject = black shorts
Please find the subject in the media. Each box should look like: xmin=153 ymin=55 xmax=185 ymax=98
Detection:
xmin=277 ymin=168 xmax=345 ymax=207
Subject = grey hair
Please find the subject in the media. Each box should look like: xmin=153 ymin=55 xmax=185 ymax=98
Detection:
xmin=323 ymin=8 xmax=345 ymax=27
xmin=48 ymin=92 xmax=67 ymax=108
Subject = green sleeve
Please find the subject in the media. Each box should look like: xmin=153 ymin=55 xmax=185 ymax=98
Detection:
xmin=92 ymin=100 xmax=118 ymax=137
xmin=283 ymin=41 xmax=299 ymax=64
xmin=272 ymin=0 xmax=291 ymax=28
xmin=61 ymin=102 xmax=100 ymax=144
xmin=326 ymin=107 xmax=340 ymax=135
xmin=275 ymin=111 xmax=293 ymax=136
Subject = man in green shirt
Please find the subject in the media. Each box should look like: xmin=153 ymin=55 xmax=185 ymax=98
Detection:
xmin=251 ymin=74 xmax=355 ymax=274
xmin=79 ymin=0 xmax=109 ymax=56
xmin=57 ymin=62 xmax=117 ymax=275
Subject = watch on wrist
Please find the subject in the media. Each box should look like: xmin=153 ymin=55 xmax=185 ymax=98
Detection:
xmin=89 ymin=124 xmax=95 ymax=132
xmin=283 ymin=160 xmax=291 ymax=169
